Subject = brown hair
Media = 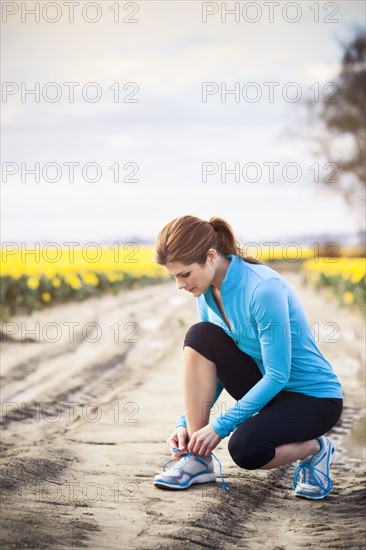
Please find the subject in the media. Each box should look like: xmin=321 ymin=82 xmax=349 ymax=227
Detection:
xmin=153 ymin=215 xmax=263 ymax=266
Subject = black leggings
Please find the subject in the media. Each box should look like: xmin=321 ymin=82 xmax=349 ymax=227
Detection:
xmin=183 ymin=322 xmax=343 ymax=470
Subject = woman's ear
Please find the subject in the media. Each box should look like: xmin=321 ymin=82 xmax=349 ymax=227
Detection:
xmin=206 ymin=248 xmax=217 ymax=264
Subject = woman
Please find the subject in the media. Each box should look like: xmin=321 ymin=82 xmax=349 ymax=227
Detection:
xmin=153 ymin=215 xmax=343 ymax=499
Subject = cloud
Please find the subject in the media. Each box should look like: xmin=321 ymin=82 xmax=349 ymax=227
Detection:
xmin=2 ymin=0 xmax=364 ymax=244
xmin=303 ymin=63 xmax=340 ymax=83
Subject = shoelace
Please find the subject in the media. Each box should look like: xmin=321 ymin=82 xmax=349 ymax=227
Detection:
xmin=164 ymin=448 xmax=230 ymax=492
xmin=292 ymin=460 xmax=333 ymax=492
xmin=163 ymin=452 xmax=191 ymax=472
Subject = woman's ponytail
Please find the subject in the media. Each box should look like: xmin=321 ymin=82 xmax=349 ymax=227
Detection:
xmin=209 ymin=217 xmax=263 ymax=265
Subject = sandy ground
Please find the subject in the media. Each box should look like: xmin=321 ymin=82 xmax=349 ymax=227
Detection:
xmin=0 ymin=271 xmax=365 ymax=549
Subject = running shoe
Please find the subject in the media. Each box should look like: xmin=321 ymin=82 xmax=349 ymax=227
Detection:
xmin=292 ymin=436 xmax=335 ymax=499
xmin=154 ymin=452 xmax=216 ymax=490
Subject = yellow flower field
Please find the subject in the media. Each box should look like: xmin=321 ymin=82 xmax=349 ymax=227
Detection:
xmin=302 ymin=257 xmax=366 ymax=312
xmin=1 ymin=243 xmax=364 ymax=320
xmin=1 ymin=244 xmax=165 ymax=280
xmin=0 ymin=244 xmax=167 ymax=320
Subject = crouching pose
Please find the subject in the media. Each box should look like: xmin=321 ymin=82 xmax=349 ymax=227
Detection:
xmin=153 ymin=215 xmax=343 ymax=499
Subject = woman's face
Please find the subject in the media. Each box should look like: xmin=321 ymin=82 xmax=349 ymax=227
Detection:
xmin=165 ymin=258 xmax=214 ymax=297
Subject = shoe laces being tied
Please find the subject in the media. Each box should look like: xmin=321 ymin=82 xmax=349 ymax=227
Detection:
xmin=165 ymin=449 xmax=230 ymax=492
xmin=292 ymin=460 xmax=333 ymax=492
xmin=163 ymin=452 xmax=192 ymax=474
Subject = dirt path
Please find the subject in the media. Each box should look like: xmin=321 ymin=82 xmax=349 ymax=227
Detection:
xmin=1 ymin=272 xmax=365 ymax=549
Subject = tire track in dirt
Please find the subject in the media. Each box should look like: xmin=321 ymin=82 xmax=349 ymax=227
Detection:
xmin=1 ymin=283 xmax=186 ymax=438
xmin=1 ymin=282 xmax=196 ymax=548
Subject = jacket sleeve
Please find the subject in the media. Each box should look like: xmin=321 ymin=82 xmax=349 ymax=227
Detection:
xmin=210 ymin=277 xmax=292 ymax=438
xmin=197 ymin=295 xmax=208 ymax=322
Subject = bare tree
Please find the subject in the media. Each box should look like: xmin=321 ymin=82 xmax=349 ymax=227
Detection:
xmin=309 ymin=29 xmax=365 ymax=214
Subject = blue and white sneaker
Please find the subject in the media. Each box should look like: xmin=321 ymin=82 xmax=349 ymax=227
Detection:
xmin=292 ymin=436 xmax=335 ymax=499
xmin=154 ymin=452 xmax=216 ymax=490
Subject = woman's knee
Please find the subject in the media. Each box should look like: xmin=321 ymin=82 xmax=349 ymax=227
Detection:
xmin=228 ymin=430 xmax=274 ymax=470
xmin=184 ymin=321 xmax=227 ymax=351
xmin=185 ymin=322 xmax=224 ymax=341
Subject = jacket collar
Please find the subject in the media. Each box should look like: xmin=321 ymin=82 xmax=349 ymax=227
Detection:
xmin=219 ymin=253 xmax=243 ymax=294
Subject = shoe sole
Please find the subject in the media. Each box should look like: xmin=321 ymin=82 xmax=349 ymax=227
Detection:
xmin=294 ymin=439 xmax=335 ymax=500
xmin=294 ymin=489 xmax=332 ymax=500
xmin=154 ymin=472 xmax=216 ymax=490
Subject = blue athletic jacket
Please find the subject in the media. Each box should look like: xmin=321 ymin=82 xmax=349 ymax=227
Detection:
xmin=176 ymin=254 xmax=343 ymax=438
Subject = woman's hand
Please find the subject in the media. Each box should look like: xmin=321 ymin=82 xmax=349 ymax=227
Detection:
xmin=166 ymin=426 xmax=189 ymax=460
xmin=188 ymin=424 xmax=222 ymax=456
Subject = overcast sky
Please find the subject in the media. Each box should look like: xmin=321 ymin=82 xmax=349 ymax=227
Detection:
xmin=1 ymin=1 xmax=365 ymax=245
